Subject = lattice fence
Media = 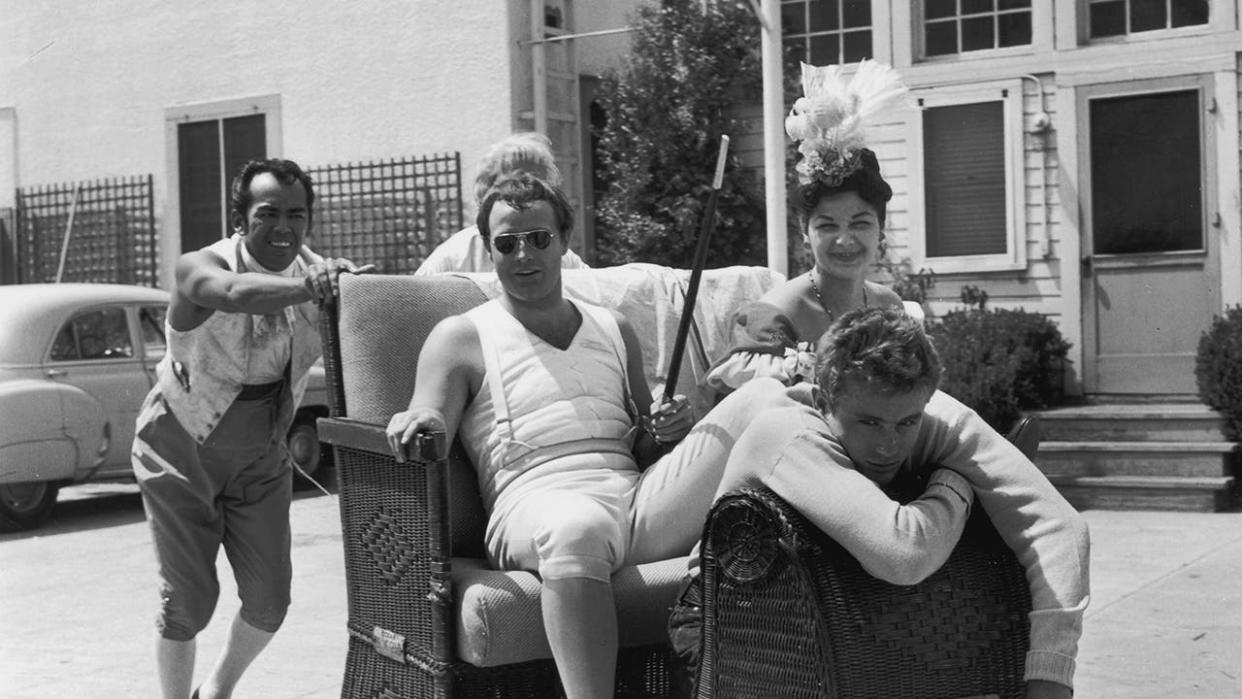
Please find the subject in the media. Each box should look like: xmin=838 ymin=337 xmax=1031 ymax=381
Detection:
xmin=308 ymin=153 xmax=463 ymax=274
xmin=16 ymin=175 xmax=158 ymax=286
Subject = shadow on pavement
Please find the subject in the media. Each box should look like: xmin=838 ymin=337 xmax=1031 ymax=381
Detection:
xmin=0 ymin=463 xmax=339 ymax=543
xmin=0 ymin=485 xmax=147 ymax=541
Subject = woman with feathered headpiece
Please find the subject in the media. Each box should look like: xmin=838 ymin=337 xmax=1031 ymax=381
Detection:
xmin=705 ymin=59 xmax=913 ymax=395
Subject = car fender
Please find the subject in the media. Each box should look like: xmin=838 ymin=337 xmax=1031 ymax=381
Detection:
xmin=0 ymin=379 xmax=104 ymax=483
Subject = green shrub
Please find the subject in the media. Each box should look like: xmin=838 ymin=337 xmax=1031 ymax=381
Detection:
xmin=929 ymin=303 xmax=1071 ymax=432
xmin=592 ymin=0 xmax=767 ymax=268
xmin=1195 ymin=305 xmax=1242 ymax=439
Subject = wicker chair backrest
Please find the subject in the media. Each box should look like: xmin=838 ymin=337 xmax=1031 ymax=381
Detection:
xmin=336 ymin=273 xmax=489 ymax=556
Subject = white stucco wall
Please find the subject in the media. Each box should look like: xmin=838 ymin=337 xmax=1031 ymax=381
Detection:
xmin=1 ymin=0 xmax=517 ymax=278
xmin=2 ymin=0 xmax=515 ymax=182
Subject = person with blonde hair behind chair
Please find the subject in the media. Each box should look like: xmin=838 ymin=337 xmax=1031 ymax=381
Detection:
xmin=415 ymin=131 xmax=589 ymax=274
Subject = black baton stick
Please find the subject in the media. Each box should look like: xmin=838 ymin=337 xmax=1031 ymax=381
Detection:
xmin=663 ymin=135 xmax=730 ymax=403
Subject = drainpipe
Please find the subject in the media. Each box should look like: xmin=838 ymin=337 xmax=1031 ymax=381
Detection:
xmin=760 ymin=0 xmax=786 ymax=275
xmin=530 ymin=0 xmax=548 ymax=135
xmin=1019 ymin=74 xmax=1053 ymax=259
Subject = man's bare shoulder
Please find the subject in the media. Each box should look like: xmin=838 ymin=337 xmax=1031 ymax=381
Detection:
xmin=425 ymin=314 xmax=482 ymax=363
xmin=176 ymin=247 xmax=228 ymax=279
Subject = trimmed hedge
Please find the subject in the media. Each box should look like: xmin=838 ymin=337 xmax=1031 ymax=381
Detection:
xmin=1195 ymin=305 xmax=1242 ymax=439
xmin=929 ymin=306 xmax=1071 ymax=432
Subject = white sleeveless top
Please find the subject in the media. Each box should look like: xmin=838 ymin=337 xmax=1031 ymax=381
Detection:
xmin=459 ymin=299 xmax=638 ymax=511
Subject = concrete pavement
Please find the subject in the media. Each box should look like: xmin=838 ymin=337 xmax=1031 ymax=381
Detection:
xmin=2 ymin=482 xmax=1240 ymax=698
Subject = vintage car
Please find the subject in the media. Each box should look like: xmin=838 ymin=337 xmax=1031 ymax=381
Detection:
xmin=0 ymin=283 xmax=330 ymax=532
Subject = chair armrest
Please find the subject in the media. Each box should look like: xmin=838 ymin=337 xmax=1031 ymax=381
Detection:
xmin=700 ymin=487 xmax=1031 ymax=699
xmin=319 ymin=417 xmax=457 ymax=675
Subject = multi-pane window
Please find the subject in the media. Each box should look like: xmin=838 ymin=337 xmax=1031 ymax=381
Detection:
xmin=782 ymin=0 xmax=873 ymax=65
xmin=923 ymin=0 xmax=1032 ymax=57
xmin=1088 ymin=0 xmax=1209 ymax=38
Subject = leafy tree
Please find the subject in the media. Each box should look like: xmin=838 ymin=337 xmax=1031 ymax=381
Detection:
xmin=593 ymin=0 xmax=767 ymax=268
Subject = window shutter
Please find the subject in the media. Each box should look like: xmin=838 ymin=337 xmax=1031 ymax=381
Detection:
xmin=177 ymin=120 xmax=223 ymax=253
xmin=924 ymin=101 xmax=1006 ymax=257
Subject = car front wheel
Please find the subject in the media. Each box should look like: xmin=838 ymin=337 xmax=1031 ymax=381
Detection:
xmin=287 ymin=414 xmax=325 ymax=482
xmin=0 ymin=481 xmax=60 ymax=532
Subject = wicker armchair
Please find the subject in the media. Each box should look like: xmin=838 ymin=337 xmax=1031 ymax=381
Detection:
xmin=316 ymin=274 xmax=680 ymax=699
xmin=693 ymin=419 xmax=1042 ymax=699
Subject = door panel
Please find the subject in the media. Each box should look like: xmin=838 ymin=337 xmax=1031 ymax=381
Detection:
xmin=1080 ymin=78 xmax=1219 ymax=395
xmin=1089 ymin=253 xmax=1214 ymax=393
xmin=47 ymin=306 xmax=149 ymax=473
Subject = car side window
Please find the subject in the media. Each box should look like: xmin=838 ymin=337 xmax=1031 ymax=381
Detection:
xmin=49 ymin=307 xmax=134 ymax=361
xmin=140 ymin=306 xmax=167 ymax=356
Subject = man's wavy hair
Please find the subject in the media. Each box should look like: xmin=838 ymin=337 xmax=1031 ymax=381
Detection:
xmin=814 ymin=306 xmax=942 ymax=409
xmin=476 ymin=173 xmax=574 ymax=247
xmin=231 ymin=158 xmax=316 ymax=229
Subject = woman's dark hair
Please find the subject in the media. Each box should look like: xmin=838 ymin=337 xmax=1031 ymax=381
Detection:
xmin=230 ymin=158 xmax=316 ymax=229
xmin=476 ymin=173 xmax=574 ymax=246
xmin=791 ymin=148 xmax=892 ymax=229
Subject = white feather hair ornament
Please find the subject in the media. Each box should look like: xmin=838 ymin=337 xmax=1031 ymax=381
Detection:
xmin=785 ymin=59 xmax=909 ymax=187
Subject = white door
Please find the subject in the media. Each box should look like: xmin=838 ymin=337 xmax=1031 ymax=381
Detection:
xmin=1078 ymin=76 xmax=1220 ymax=395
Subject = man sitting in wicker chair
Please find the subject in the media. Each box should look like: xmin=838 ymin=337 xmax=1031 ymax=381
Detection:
xmin=385 ymin=173 xmax=788 ymax=699
xmin=671 ymin=307 xmax=1090 ymax=699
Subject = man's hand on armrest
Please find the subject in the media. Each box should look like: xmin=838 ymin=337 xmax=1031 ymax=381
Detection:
xmin=386 ymin=408 xmax=446 ymax=463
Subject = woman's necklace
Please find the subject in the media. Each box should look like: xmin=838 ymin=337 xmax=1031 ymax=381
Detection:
xmin=808 ymin=270 xmax=867 ymax=322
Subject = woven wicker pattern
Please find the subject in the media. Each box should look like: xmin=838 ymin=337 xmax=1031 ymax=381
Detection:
xmin=337 ymin=446 xmax=436 ymax=656
xmin=699 ymin=488 xmax=1031 ymax=699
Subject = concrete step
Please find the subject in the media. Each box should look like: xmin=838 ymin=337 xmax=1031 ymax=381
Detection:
xmin=1036 ymin=441 xmax=1240 ymax=479
xmin=1046 ymin=475 xmax=1237 ymax=513
xmin=1033 ymin=404 xmax=1230 ymax=442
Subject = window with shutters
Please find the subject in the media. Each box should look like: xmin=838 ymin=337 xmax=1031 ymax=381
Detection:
xmin=907 ymin=80 xmax=1027 ymax=272
xmin=165 ymin=95 xmax=280 ymax=258
xmin=177 ymin=114 xmax=267 ymax=253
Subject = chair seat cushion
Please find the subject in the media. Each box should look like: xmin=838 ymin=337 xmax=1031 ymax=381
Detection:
xmin=453 ymin=555 xmax=689 ymax=667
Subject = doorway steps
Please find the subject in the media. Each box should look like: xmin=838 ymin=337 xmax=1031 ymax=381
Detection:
xmin=1031 ymin=403 xmax=1240 ymax=512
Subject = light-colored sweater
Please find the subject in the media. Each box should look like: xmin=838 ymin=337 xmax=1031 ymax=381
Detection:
xmin=713 ymin=384 xmax=1089 ymax=689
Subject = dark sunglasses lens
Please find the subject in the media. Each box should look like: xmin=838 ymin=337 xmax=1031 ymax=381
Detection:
xmin=493 ymin=236 xmax=516 ymax=254
xmin=529 ymin=229 xmax=552 ymax=249
xmin=494 ymin=231 xmax=552 ymax=254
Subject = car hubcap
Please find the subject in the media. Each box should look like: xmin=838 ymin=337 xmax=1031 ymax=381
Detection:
xmin=288 ymin=425 xmax=320 ymax=474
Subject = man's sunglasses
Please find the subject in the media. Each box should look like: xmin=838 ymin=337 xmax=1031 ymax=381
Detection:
xmin=492 ymin=229 xmax=554 ymax=255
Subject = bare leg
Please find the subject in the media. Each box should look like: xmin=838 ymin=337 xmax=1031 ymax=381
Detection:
xmin=542 ymin=577 xmax=617 ymax=699
xmin=196 ymin=614 xmax=275 ymax=699
xmin=156 ymin=636 xmax=195 ymax=699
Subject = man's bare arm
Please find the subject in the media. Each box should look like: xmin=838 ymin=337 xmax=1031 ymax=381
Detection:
xmin=385 ymin=316 xmax=481 ymax=462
